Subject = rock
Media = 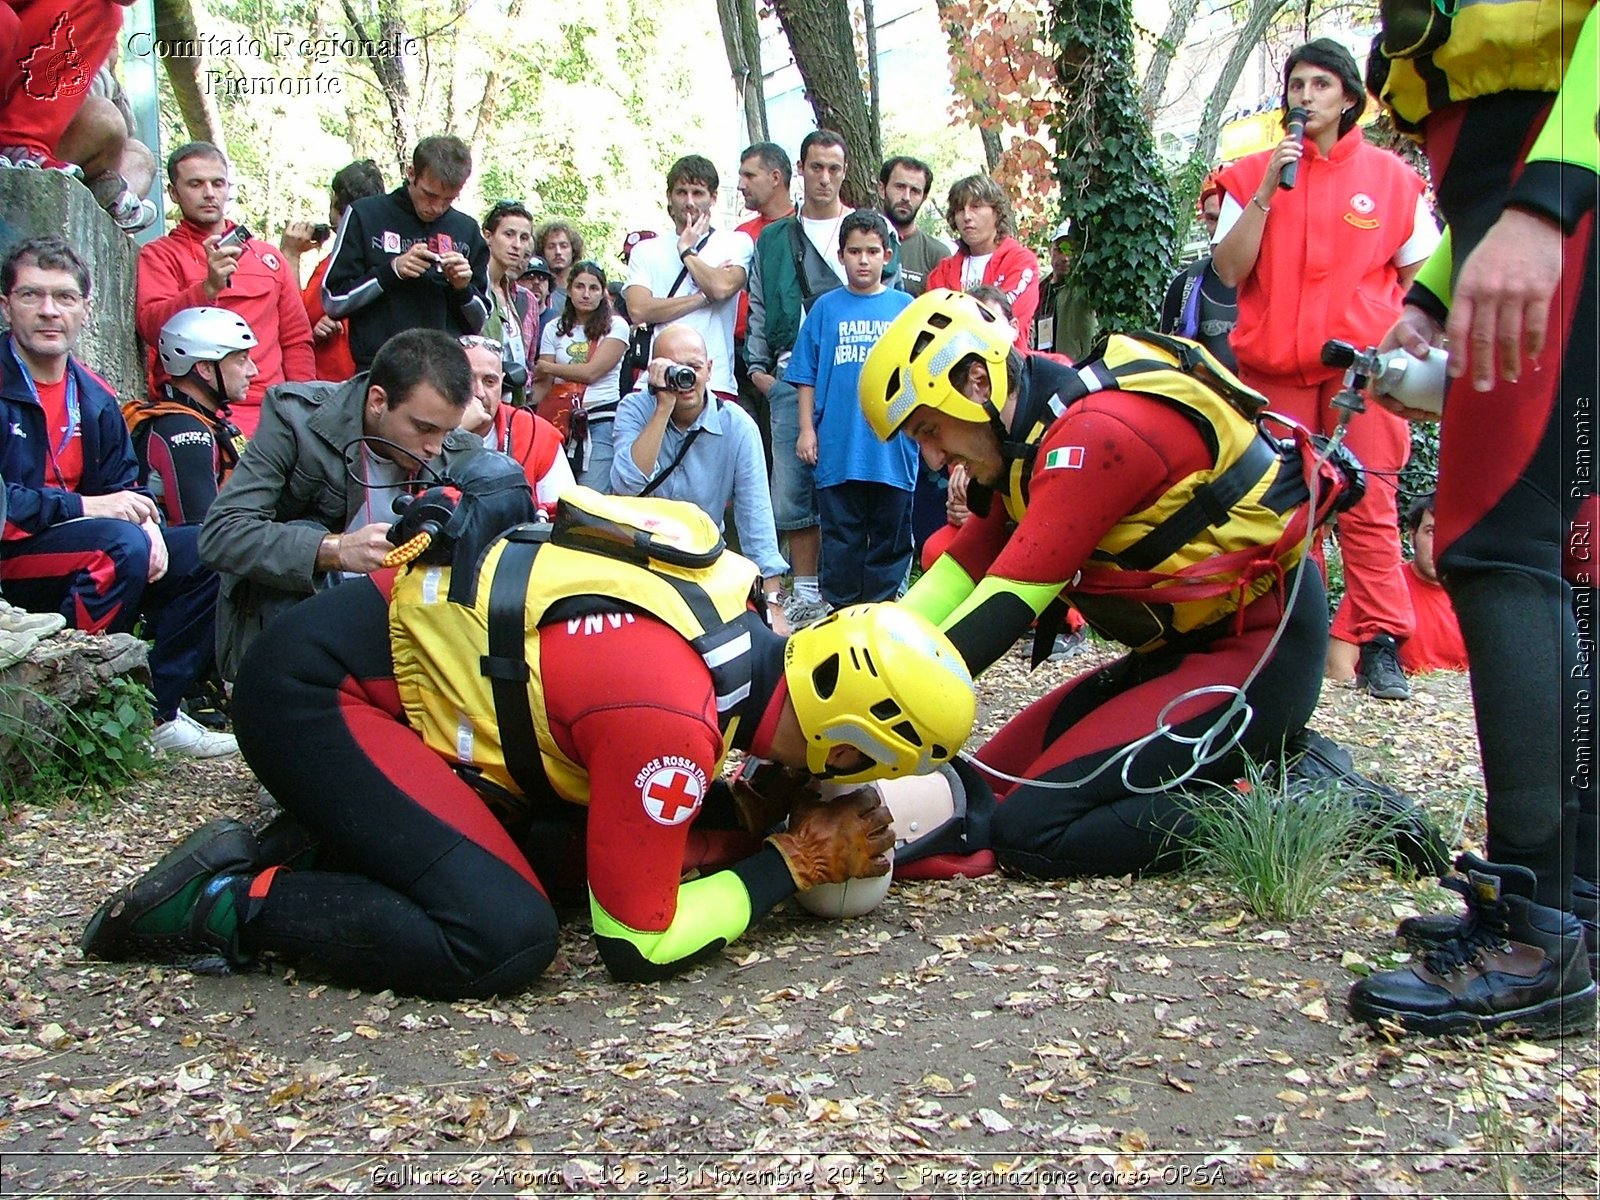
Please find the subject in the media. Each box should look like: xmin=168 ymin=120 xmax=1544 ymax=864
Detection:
xmin=0 ymin=630 xmax=151 ymax=779
xmin=0 ymin=167 xmax=143 ymax=400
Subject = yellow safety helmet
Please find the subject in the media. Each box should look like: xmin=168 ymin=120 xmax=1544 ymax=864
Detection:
xmin=859 ymin=288 xmax=1013 ymax=441
xmin=784 ymin=603 xmax=977 ymax=784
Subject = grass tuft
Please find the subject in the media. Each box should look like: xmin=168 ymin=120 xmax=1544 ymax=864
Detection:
xmin=1179 ymin=754 xmax=1410 ymax=920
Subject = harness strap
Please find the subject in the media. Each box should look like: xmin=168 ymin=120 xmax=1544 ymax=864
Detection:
xmin=482 ymin=538 xmax=548 ymax=801
xmin=1104 ymin=434 xmax=1281 ymax=571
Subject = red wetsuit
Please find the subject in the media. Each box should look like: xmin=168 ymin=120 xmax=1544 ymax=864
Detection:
xmin=224 ymin=571 xmax=798 ymax=997
xmin=904 ymin=356 xmax=1328 ymax=878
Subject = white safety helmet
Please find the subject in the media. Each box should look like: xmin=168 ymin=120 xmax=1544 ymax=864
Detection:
xmin=158 ymin=307 xmax=257 ymax=379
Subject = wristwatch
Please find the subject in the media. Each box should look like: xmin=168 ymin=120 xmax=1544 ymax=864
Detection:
xmin=679 ymin=246 xmax=698 ymax=262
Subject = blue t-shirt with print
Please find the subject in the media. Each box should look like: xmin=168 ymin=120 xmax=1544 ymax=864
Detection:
xmin=785 ymin=285 xmax=917 ymax=491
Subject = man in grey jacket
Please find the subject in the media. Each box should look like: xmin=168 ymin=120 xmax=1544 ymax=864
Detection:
xmin=199 ymin=328 xmax=481 ymax=679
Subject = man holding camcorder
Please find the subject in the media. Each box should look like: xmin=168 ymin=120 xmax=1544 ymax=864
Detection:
xmin=135 ymin=141 xmax=316 ymax=437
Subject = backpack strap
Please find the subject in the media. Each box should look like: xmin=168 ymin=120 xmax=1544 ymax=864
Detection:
xmin=481 ymin=536 xmax=552 ymax=802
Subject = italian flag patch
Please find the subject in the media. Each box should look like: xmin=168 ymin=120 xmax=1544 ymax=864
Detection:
xmin=1043 ymin=446 xmax=1086 ymax=470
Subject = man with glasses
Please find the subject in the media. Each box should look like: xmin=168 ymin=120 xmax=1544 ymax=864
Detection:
xmin=0 ymin=237 xmax=236 ymax=757
xmin=457 ymin=334 xmax=571 ymax=516
xmin=198 ymin=328 xmax=483 ymax=680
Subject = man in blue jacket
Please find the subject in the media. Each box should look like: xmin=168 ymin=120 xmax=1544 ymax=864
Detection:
xmin=0 ymin=236 xmax=235 ymax=758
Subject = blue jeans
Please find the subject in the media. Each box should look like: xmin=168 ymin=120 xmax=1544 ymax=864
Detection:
xmin=817 ymin=481 xmax=913 ymax=607
xmin=576 ymin=418 xmax=615 ymax=492
xmin=767 ymin=376 xmax=816 ymax=532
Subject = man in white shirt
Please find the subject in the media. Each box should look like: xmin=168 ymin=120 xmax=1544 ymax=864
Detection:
xmin=624 ymin=155 xmax=753 ymax=401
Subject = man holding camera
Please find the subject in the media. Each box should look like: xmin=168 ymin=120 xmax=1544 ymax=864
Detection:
xmin=323 ymin=135 xmax=492 ymax=374
xmin=610 ymin=323 xmax=788 ymax=625
xmin=135 ymin=141 xmax=316 ymax=437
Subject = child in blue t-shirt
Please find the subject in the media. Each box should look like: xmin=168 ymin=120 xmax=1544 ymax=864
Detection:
xmin=787 ymin=211 xmax=917 ymax=608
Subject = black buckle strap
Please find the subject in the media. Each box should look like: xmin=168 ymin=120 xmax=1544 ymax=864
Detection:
xmin=483 ymin=538 xmax=549 ymax=801
xmin=1113 ymin=434 xmax=1279 ymax=572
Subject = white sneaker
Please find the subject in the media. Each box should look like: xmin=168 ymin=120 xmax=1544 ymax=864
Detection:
xmin=106 ymin=191 xmax=158 ymax=232
xmin=0 ymin=599 xmax=66 ymax=638
xmin=150 ymin=711 xmax=239 ymax=759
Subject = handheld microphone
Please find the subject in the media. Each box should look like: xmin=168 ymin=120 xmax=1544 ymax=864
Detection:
xmin=1280 ymin=107 xmax=1308 ymax=190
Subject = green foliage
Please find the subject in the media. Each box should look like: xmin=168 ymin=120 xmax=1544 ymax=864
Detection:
xmin=1049 ymin=0 xmax=1177 ymax=331
xmin=1178 ymin=755 xmax=1402 ymax=919
xmin=1399 ymin=421 xmax=1441 ymax=515
xmin=0 ymin=675 xmax=156 ymax=815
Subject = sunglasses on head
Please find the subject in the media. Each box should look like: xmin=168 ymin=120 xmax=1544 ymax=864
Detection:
xmin=458 ymin=335 xmax=503 ymax=353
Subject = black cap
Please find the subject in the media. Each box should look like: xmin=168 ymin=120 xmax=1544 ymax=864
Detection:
xmin=520 ymin=255 xmax=554 ymax=280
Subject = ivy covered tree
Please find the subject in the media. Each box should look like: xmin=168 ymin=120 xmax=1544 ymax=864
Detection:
xmin=1051 ymin=0 xmax=1176 ymax=331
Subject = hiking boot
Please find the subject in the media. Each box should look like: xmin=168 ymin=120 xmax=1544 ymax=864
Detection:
xmin=1397 ymin=870 xmax=1478 ymax=950
xmin=1349 ymin=855 xmax=1598 ymax=1037
xmin=1357 ymin=633 xmax=1411 ymax=700
xmin=0 ymin=600 xmax=66 ymax=639
xmin=1401 ymin=867 xmax=1600 ymax=981
xmin=81 ymin=819 xmax=257 ymax=968
xmin=150 ymin=711 xmax=239 ymax=758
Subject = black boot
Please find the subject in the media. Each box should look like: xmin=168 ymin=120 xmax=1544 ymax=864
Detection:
xmin=1349 ymin=855 xmax=1597 ymax=1036
xmin=1357 ymin=633 xmax=1411 ymax=700
xmin=81 ymin=820 xmax=258 ymax=970
xmin=1397 ymin=870 xmax=1477 ymax=949
xmin=1400 ymin=863 xmax=1600 ymax=983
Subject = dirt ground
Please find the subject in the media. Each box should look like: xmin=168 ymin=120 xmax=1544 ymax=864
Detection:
xmin=0 ymin=651 xmax=1596 ymax=1197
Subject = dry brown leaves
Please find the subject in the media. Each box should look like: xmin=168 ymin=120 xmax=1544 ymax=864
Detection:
xmin=0 ymin=653 xmax=1594 ymax=1195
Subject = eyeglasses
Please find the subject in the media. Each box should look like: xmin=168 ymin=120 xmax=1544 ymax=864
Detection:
xmin=458 ymin=335 xmax=502 ymax=352
xmin=571 ymin=260 xmax=608 ymax=282
xmin=7 ymin=287 xmax=84 ymax=310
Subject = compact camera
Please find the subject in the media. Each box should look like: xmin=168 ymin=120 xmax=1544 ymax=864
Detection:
xmin=310 ymin=223 xmax=333 ymax=244
xmin=215 ymin=224 xmax=252 ymax=250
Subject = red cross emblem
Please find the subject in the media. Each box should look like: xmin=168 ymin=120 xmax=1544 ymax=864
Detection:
xmin=641 ymin=766 xmax=704 ymax=826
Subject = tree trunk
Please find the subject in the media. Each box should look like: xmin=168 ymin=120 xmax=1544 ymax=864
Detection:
xmin=152 ymin=0 xmax=225 ymax=146
xmin=769 ymin=0 xmax=879 ymax=206
xmin=1050 ymin=0 xmax=1175 ymax=330
xmin=1181 ymin=0 xmax=1291 ymax=212
xmin=470 ymin=0 xmax=529 ymax=146
xmin=1140 ymin=0 xmax=1201 ymax=121
xmin=980 ymin=127 xmax=1002 ymax=172
xmin=339 ymin=0 xmax=415 ymax=176
xmin=716 ymin=0 xmax=768 ymax=144
xmin=863 ymin=0 xmax=880 ymax=155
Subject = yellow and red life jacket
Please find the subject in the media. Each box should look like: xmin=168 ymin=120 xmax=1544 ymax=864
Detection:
xmin=388 ymin=488 xmax=763 ymax=805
